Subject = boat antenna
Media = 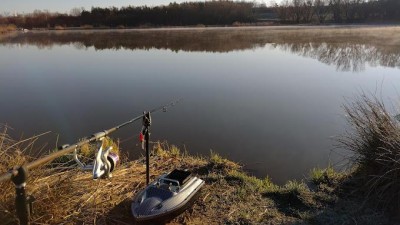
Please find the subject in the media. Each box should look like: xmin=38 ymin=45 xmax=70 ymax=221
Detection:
xmin=0 ymin=98 xmax=180 ymax=225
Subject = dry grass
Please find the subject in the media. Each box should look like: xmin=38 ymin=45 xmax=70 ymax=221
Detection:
xmin=339 ymin=94 xmax=400 ymax=212
xmin=54 ymin=25 xmax=65 ymax=30
xmin=0 ymin=25 xmax=16 ymax=34
xmin=0 ymin=131 xmax=300 ymax=224
xmin=80 ymin=25 xmax=94 ymax=29
xmin=0 ymin=125 xmax=393 ymax=224
xmin=0 ymin=134 xmax=214 ymax=224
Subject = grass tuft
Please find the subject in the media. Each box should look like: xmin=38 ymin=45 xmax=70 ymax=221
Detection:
xmin=170 ymin=145 xmax=180 ymax=157
xmin=227 ymin=170 xmax=277 ymax=192
xmin=310 ymin=165 xmax=343 ymax=185
xmin=339 ymin=93 xmax=400 ymax=211
xmin=282 ymin=180 xmax=308 ymax=194
xmin=209 ymin=150 xmax=240 ymax=171
xmin=153 ymin=141 xmax=181 ymax=158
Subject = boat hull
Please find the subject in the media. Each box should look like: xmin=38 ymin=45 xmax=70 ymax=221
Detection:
xmin=133 ymin=190 xmax=202 ymax=224
xmin=132 ymin=175 xmax=204 ymax=224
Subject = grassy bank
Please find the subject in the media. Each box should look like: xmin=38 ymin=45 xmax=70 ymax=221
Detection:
xmin=1 ymin=94 xmax=399 ymax=224
xmin=0 ymin=142 xmax=391 ymax=224
xmin=0 ymin=25 xmax=16 ymax=34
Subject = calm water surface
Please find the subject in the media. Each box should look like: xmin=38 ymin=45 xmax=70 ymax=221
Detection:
xmin=1 ymin=27 xmax=400 ymax=184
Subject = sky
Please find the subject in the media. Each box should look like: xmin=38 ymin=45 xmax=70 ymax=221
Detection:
xmin=2 ymin=0 xmax=283 ymax=14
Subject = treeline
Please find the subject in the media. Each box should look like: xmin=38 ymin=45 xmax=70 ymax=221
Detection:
xmin=275 ymin=0 xmax=400 ymax=24
xmin=0 ymin=1 xmax=255 ymax=29
xmin=0 ymin=0 xmax=399 ymax=29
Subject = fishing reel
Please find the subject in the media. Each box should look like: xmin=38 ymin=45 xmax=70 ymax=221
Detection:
xmin=91 ymin=135 xmax=118 ymax=179
xmin=63 ymin=133 xmax=120 ymax=180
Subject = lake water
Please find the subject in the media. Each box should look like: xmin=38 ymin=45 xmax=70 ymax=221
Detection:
xmin=1 ymin=26 xmax=399 ymax=184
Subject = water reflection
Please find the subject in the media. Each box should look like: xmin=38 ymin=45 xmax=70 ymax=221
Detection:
xmin=1 ymin=27 xmax=400 ymax=72
xmin=275 ymin=42 xmax=400 ymax=72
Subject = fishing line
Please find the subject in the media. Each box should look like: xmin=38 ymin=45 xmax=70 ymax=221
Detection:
xmin=0 ymin=98 xmax=181 ymax=183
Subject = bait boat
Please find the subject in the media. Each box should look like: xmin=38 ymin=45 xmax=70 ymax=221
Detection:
xmin=131 ymin=169 xmax=204 ymax=223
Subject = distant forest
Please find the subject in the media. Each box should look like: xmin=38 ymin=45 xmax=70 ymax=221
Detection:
xmin=276 ymin=0 xmax=400 ymax=24
xmin=0 ymin=0 xmax=399 ymax=29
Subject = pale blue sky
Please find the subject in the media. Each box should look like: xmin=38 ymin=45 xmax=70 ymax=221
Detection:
xmin=2 ymin=0 xmax=282 ymax=14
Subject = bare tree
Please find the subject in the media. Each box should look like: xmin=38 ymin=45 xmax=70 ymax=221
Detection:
xmin=70 ymin=7 xmax=84 ymax=17
xmin=314 ymin=0 xmax=329 ymax=23
xmin=329 ymin=0 xmax=343 ymax=23
xmin=277 ymin=0 xmax=291 ymax=21
xmin=292 ymin=0 xmax=304 ymax=23
xmin=301 ymin=0 xmax=314 ymax=22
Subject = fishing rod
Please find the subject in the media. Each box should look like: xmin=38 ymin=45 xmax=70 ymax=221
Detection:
xmin=0 ymin=99 xmax=179 ymax=183
xmin=0 ymin=99 xmax=180 ymax=225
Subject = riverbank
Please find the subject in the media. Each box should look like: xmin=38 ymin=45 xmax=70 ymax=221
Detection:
xmin=18 ymin=23 xmax=400 ymax=31
xmin=0 ymin=138 xmax=392 ymax=225
xmin=0 ymin=25 xmax=16 ymax=35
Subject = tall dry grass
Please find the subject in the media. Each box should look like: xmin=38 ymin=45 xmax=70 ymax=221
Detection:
xmin=0 ymin=126 xmax=142 ymax=224
xmin=339 ymin=94 xmax=400 ymax=211
xmin=0 ymin=25 xmax=16 ymax=34
xmin=0 ymin=131 xmax=209 ymax=224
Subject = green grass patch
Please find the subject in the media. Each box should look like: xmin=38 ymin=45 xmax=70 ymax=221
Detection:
xmin=282 ymin=180 xmax=308 ymax=194
xmin=209 ymin=150 xmax=240 ymax=170
xmin=227 ymin=169 xmax=277 ymax=192
xmin=310 ymin=165 xmax=341 ymax=185
xmin=210 ymin=150 xmax=226 ymax=164
xmin=153 ymin=141 xmax=181 ymax=158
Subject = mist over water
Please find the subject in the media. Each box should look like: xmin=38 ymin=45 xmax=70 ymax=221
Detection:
xmin=1 ymin=27 xmax=399 ymax=184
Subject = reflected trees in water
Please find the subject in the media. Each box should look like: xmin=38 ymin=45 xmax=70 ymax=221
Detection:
xmin=1 ymin=27 xmax=400 ymax=72
xmin=275 ymin=42 xmax=400 ymax=72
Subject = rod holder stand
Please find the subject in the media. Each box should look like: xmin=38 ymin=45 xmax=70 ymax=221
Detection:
xmin=11 ymin=165 xmax=34 ymax=225
xmin=143 ymin=111 xmax=151 ymax=185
